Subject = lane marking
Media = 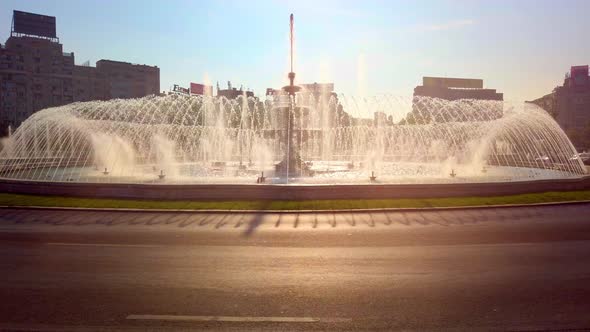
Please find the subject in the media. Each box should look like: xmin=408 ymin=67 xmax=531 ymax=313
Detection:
xmin=46 ymin=243 xmax=161 ymax=248
xmin=126 ymin=314 xmax=351 ymax=323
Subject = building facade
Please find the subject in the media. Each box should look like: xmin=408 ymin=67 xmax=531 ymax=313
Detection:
xmin=402 ymin=76 xmax=504 ymax=125
xmin=266 ymin=82 xmax=336 ymax=99
xmin=528 ymin=65 xmax=590 ymax=149
xmin=96 ymin=60 xmax=159 ymax=99
xmin=527 ymin=92 xmax=557 ymax=118
xmin=0 ymin=35 xmax=76 ymax=133
xmin=0 ymin=10 xmax=159 ymax=136
xmin=217 ymin=81 xmax=254 ymax=99
xmin=555 ymin=66 xmax=590 ymax=132
xmin=413 ymin=76 xmax=503 ymax=101
xmin=190 ymin=82 xmax=213 ymax=96
xmin=72 ymin=64 xmax=109 ymax=102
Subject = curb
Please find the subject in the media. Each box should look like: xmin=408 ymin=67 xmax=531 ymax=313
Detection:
xmin=1 ymin=200 xmax=590 ymax=214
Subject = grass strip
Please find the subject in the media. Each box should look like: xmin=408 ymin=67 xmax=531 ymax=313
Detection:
xmin=1 ymin=190 xmax=590 ymax=210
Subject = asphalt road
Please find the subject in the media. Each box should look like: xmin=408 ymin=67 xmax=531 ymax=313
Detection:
xmin=1 ymin=204 xmax=590 ymax=331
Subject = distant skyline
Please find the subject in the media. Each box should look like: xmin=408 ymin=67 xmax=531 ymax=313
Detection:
xmin=2 ymin=0 xmax=590 ymax=101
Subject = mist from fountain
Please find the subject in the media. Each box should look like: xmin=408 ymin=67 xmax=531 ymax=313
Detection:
xmin=0 ymin=94 xmax=584 ymax=184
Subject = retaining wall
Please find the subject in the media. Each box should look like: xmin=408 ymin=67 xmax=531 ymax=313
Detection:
xmin=2 ymin=177 xmax=590 ymax=201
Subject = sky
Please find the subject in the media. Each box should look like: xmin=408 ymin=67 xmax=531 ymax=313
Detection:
xmin=1 ymin=0 xmax=590 ymax=102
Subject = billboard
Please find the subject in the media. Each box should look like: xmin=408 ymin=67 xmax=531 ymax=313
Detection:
xmin=190 ymin=82 xmax=213 ymax=96
xmin=12 ymin=10 xmax=57 ymax=38
xmin=172 ymin=84 xmax=189 ymax=95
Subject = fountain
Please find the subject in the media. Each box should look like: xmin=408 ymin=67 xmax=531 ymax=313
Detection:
xmin=0 ymin=14 xmax=586 ymax=190
xmin=273 ymin=14 xmax=312 ymax=180
xmin=370 ymin=171 xmax=377 ymax=182
xmin=0 ymin=93 xmax=584 ymax=185
xmin=257 ymin=171 xmax=266 ymax=183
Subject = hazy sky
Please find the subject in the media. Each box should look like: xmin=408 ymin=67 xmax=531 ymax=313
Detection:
xmin=2 ymin=0 xmax=589 ymax=101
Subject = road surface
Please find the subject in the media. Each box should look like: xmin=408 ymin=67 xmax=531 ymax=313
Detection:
xmin=1 ymin=204 xmax=590 ymax=331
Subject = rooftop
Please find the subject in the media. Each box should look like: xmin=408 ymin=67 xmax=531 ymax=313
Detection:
xmin=96 ymin=59 xmax=159 ymax=69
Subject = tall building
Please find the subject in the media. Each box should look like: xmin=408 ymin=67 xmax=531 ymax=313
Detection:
xmin=413 ymin=77 xmax=503 ymax=101
xmin=96 ymin=60 xmax=159 ymax=99
xmin=0 ymin=10 xmax=159 ymax=136
xmin=555 ymin=66 xmax=590 ymax=133
xmin=528 ymin=65 xmax=590 ymax=149
xmin=0 ymin=12 xmax=75 ymax=133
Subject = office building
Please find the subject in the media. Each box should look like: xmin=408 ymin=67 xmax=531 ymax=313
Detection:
xmin=190 ymin=82 xmax=213 ymax=96
xmin=555 ymin=66 xmax=590 ymax=133
xmin=0 ymin=10 xmax=159 ymax=136
xmin=413 ymin=77 xmax=503 ymax=101
xmin=96 ymin=60 xmax=159 ymax=99
xmin=529 ymin=65 xmax=590 ymax=148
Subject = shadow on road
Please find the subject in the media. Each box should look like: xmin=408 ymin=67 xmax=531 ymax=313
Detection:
xmin=243 ymin=201 xmax=272 ymax=237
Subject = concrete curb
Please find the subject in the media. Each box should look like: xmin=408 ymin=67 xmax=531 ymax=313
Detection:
xmin=1 ymin=199 xmax=590 ymax=214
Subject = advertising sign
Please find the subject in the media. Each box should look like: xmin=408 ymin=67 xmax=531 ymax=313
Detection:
xmin=172 ymin=84 xmax=189 ymax=95
xmin=13 ymin=10 xmax=57 ymax=38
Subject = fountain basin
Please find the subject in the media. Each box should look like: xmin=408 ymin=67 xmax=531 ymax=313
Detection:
xmin=1 ymin=175 xmax=589 ymax=201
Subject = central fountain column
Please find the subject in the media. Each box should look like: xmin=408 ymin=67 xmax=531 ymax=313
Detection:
xmin=274 ymin=14 xmax=311 ymax=179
